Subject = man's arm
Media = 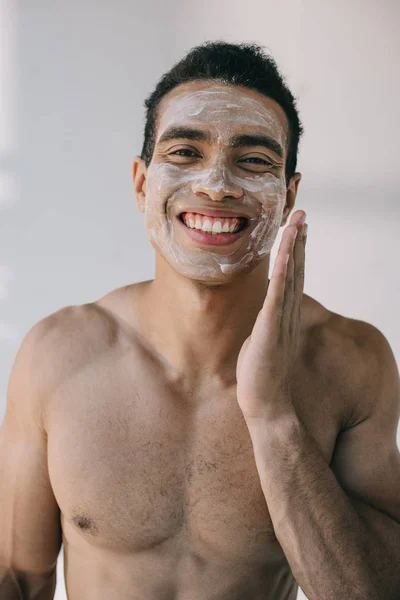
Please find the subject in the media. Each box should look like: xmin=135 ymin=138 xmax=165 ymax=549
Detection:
xmin=329 ymin=322 xmax=400 ymax=593
xmin=245 ymin=322 xmax=400 ymax=600
xmin=0 ymin=319 xmax=62 ymax=600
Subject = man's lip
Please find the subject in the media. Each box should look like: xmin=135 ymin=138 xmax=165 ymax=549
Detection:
xmin=178 ymin=208 xmax=250 ymax=220
xmin=175 ymin=211 xmax=252 ymax=246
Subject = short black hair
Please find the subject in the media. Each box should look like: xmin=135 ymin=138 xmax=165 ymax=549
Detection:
xmin=140 ymin=40 xmax=304 ymax=188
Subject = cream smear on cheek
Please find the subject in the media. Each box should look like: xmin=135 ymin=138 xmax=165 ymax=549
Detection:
xmin=144 ymin=87 xmax=288 ymax=282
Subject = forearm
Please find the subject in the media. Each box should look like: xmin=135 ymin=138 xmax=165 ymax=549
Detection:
xmin=246 ymin=412 xmax=392 ymax=600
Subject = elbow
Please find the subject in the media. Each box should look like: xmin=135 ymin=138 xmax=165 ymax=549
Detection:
xmin=0 ymin=567 xmax=23 ymax=599
xmin=0 ymin=566 xmax=57 ymax=600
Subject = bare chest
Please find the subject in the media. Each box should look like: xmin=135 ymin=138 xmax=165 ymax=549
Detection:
xmin=47 ymin=347 xmax=341 ymax=564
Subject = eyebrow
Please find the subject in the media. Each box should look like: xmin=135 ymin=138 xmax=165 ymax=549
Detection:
xmin=157 ymin=127 xmax=284 ymax=160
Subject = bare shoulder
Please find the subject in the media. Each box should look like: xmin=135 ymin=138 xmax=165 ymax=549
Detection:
xmin=303 ymin=294 xmax=398 ymax=428
xmin=34 ymin=301 xmax=124 ymax=370
xmin=19 ymin=281 xmax=151 ymax=408
xmin=16 ymin=303 xmax=124 ymax=420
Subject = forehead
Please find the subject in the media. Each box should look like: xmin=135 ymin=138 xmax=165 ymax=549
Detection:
xmin=155 ymin=80 xmax=289 ymax=146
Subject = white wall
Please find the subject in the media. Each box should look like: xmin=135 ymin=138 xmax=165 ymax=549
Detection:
xmin=1 ymin=2 xmax=399 ymax=599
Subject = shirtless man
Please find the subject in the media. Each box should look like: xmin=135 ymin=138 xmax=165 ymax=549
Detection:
xmin=1 ymin=41 xmax=400 ymax=600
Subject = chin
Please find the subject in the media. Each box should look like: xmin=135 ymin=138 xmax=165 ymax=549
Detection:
xmin=151 ymin=236 xmax=268 ymax=286
xmin=173 ymin=258 xmax=265 ymax=288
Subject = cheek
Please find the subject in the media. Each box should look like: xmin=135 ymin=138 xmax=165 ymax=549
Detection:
xmin=245 ymin=177 xmax=287 ymax=215
xmin=145 ymin=167 xmax=193 ymax=212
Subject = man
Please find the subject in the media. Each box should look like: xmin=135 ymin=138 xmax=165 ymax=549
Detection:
xmin=1 ymin=41 xmax=399 ymax=600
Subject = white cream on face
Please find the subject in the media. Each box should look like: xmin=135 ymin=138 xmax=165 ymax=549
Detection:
xmin=144 ymin=84 xmax=288 ymax=283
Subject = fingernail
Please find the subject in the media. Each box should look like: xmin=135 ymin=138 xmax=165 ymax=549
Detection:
xmin=303 ymin=223 xmax=308 ymax=237
xmin=300 ymin=213 xmax=307 ymax=224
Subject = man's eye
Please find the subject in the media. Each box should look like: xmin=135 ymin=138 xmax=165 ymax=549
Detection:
xmin=239 ymin=157 xmax=274 ymax=167
xmin=170 ymin=149 xmax=198 ymax=158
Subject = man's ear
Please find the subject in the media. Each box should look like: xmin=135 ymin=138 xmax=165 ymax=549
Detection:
xmin=132 ymin=156 xmax=147 ymax=214
xmin=281 ymin=172 xmax=302 ymax=227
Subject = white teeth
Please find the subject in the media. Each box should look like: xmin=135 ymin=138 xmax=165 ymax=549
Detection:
xmin=181 ymin=213 xmax=244 ymax=234
xmin=212 ymin=221 xmax=223 ymax=234
xmin=202 ymin=219 xmax=213 ymax=232
xmin=222 ymin=221 xmax=230 ymax=233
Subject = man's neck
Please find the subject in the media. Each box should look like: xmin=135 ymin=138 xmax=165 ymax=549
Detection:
xmin=144 ymin=255 xmax=271 ymax=384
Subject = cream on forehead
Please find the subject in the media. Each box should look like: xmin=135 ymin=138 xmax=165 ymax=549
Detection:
xmin=157 ymin=86 xmax=287 ymax=148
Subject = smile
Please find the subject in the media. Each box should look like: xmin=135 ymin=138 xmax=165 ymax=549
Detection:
xmin=176 ymin=213 xmax=252 ymax=247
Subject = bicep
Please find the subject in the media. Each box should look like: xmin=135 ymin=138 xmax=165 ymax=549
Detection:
xmin=331 ymin=424 xmax=400 ymax=516
xmin=331 ymin=323 xmax=400 ymax=556
xmin=0 ymin=322 xmax=62 ymax=575
xmin=331 ymin=417 xmax=400 ymax=586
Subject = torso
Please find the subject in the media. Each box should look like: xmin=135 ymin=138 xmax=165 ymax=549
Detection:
xmin=44 ymin=281 xmax=355 ymax=599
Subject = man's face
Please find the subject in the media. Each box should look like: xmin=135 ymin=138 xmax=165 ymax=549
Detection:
xmin=135 ymin=81 xmax=297 ymax=284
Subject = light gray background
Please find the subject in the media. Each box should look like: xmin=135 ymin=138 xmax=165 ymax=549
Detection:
xmin=1 ymin=1 xmax=399 ymax=599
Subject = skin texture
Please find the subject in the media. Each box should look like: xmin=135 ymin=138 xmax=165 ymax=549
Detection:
xmin=1 ymin=81 xmax=399 ymax=600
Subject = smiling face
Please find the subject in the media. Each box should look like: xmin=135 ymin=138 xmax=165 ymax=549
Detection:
xmin=133 ymin=80 xmax=301 ymax=284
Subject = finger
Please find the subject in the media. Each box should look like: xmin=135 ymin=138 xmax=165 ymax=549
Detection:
xmin=290 ymin=222 xmax=307 ymax=342
xmin=282 ymin=225 xmax=298 ymax=335
xmin=263 ymin=225 xmax=298 ymax=333
xmin=289 ymin=221 xmax=306 ymax=354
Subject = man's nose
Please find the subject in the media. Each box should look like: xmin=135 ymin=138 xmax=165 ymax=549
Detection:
xmin=191 ymin=164 xmax=243 ymax=202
